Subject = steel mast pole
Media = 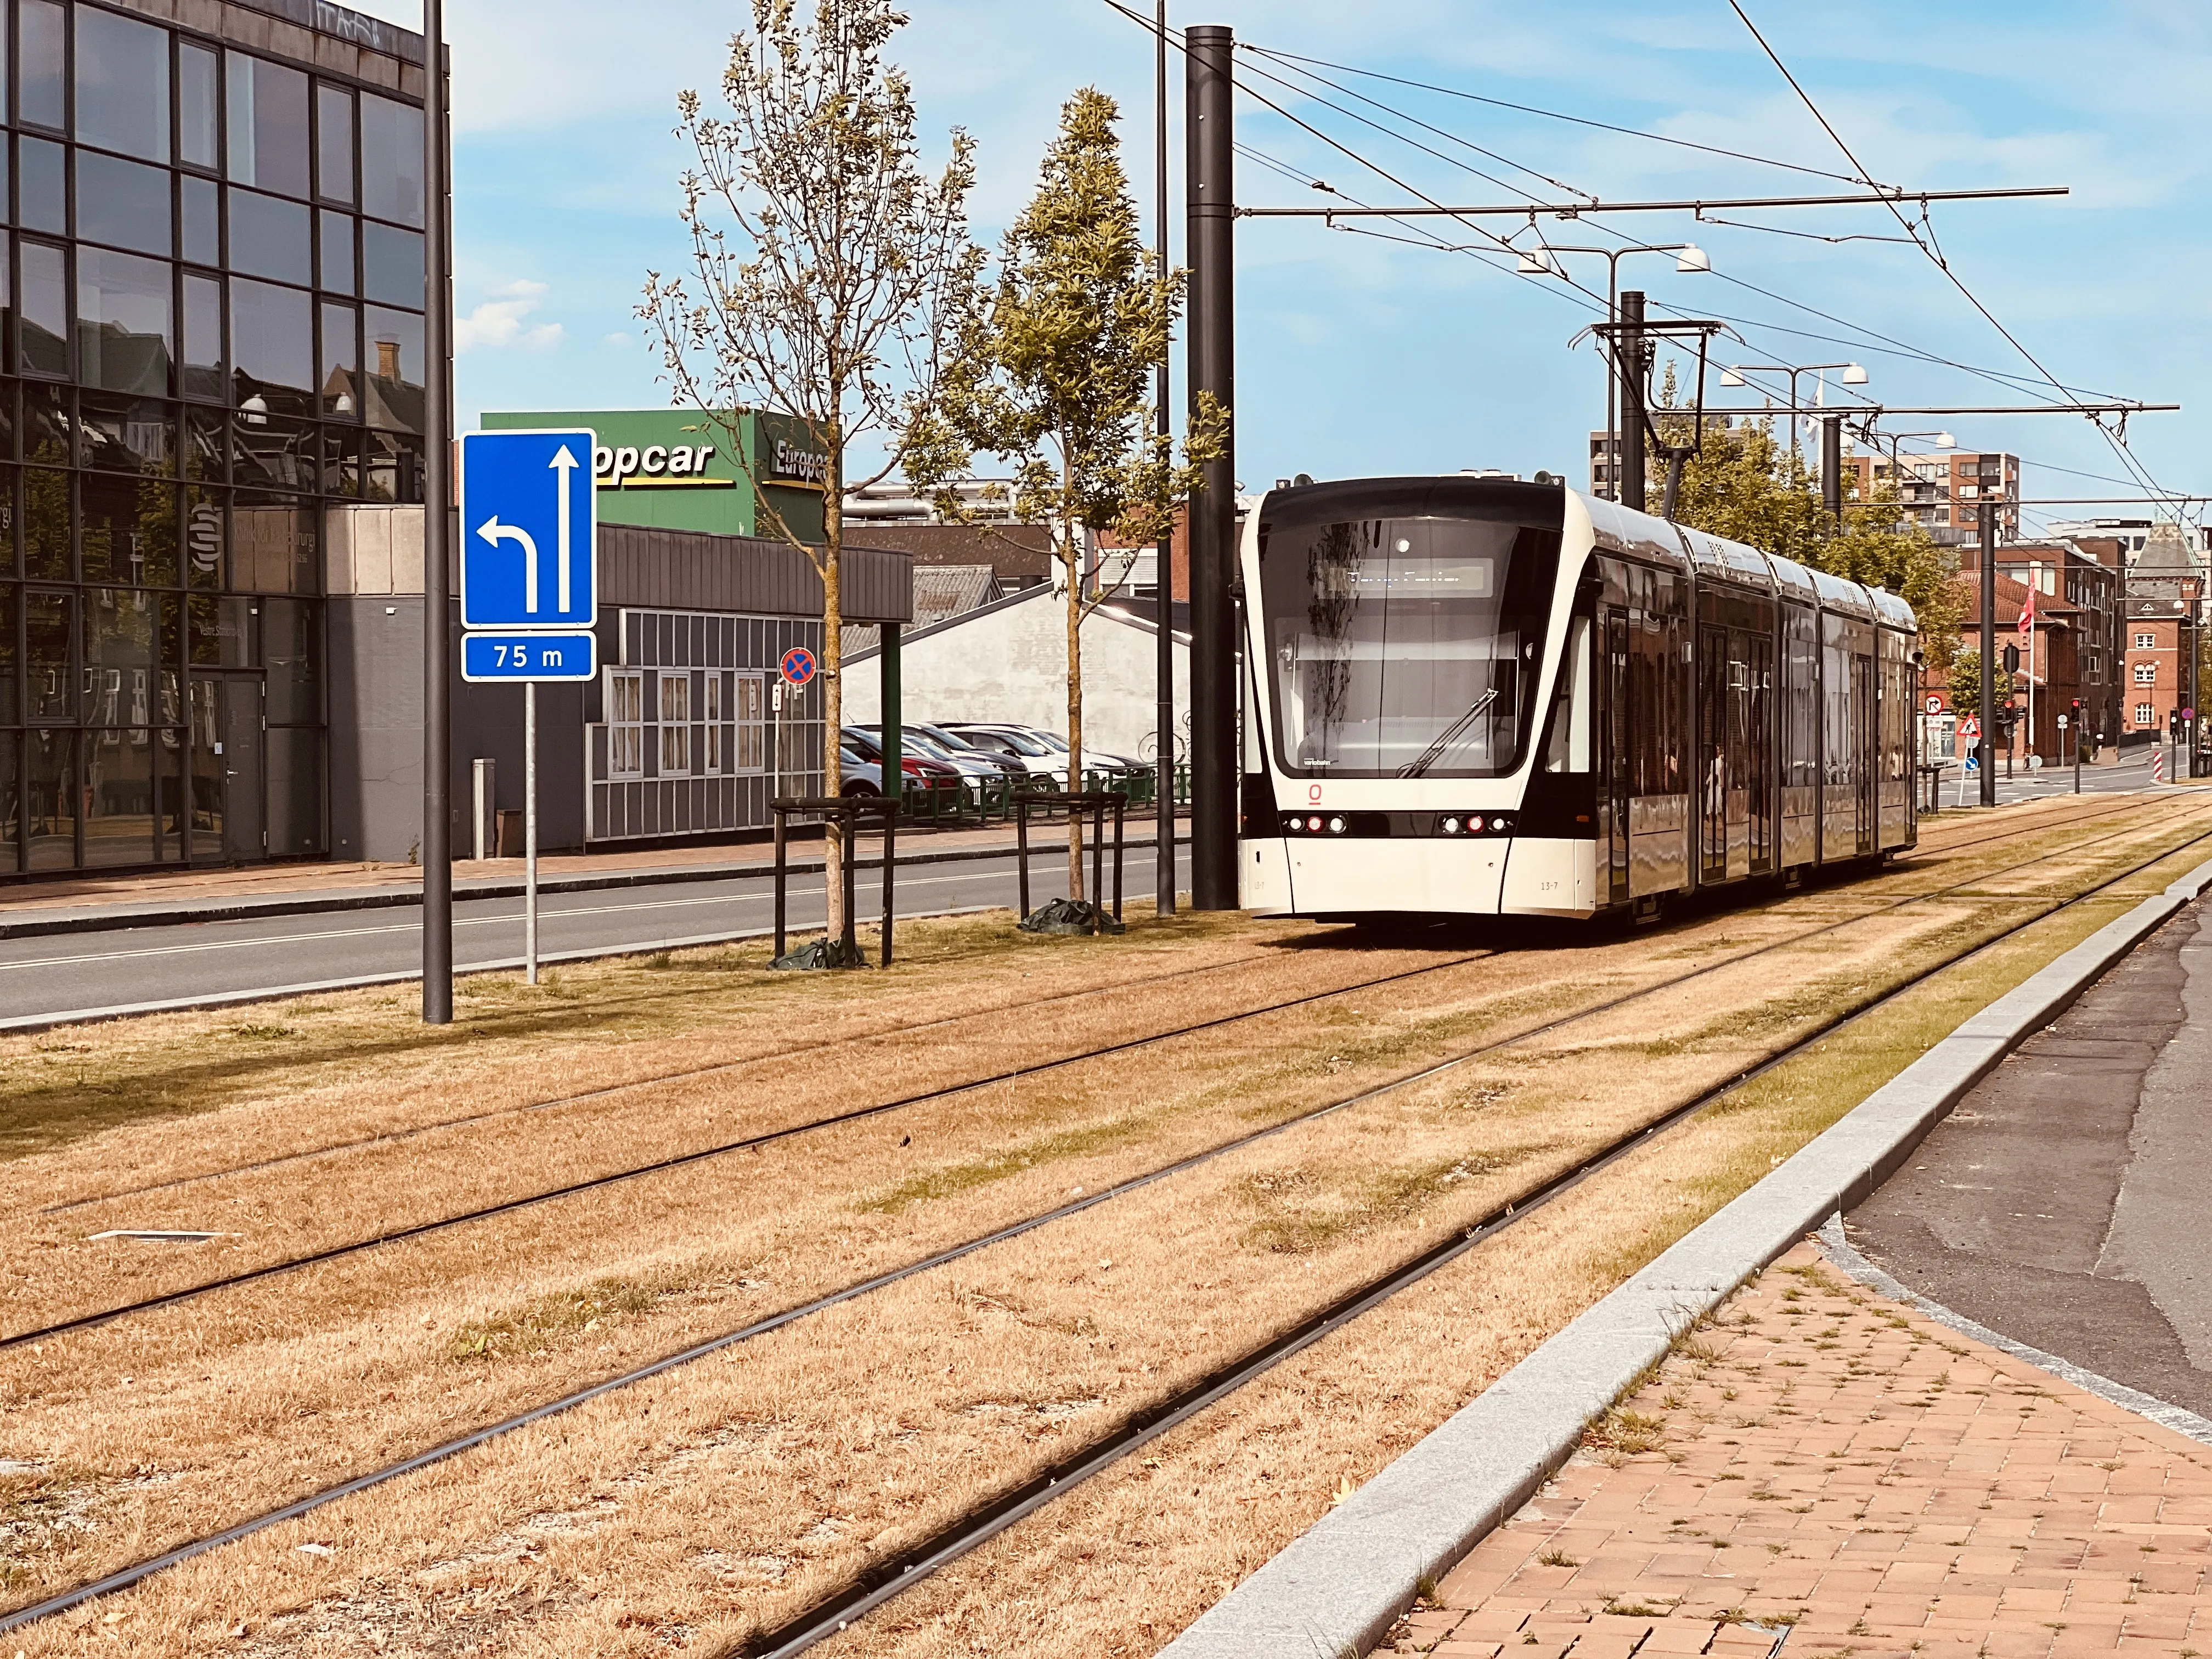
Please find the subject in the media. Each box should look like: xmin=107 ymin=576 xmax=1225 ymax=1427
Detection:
xmin=1820 ymin=414 xmax=1843 ymax=529
xmin=1154 ymin=0 xmax=1176 ymax=915
xmin=1980 ymin=501 xmax=1997 ymax=807
xmin=421 ymin=0 xmax=453 ymax=1022
xmin=1618 ymin=289 xmax=1646 ymax=513
xmin=1186 ymin=23 xmax=1236 ymax=909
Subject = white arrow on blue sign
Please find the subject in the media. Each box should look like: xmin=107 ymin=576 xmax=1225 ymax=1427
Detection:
xmin=460 ymin=428 xmax=597 ymax=630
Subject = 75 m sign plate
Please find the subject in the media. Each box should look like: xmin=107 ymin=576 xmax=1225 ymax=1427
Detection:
xmin=461 ymin=632 xmax=597 ymax=682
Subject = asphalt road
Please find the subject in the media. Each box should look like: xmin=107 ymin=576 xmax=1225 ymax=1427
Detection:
xmin=0 ymin=843 xmax=1187 ymax=1028
xmin=1934 ymin=743 xmax=2180 ymax=807
xmin=1847 ymin=898 xmax=2212 ymax=1419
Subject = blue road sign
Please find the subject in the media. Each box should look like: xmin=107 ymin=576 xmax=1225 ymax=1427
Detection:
xmin=1963 ymin=754 xmax=1980 ymax=774
xmin=461 ymin=632 xmax=598 ymax=683
xmin=780 ymin=645 xmax=818 ymax=686
xmin=460 ymin=428 xmax=597 ymax=630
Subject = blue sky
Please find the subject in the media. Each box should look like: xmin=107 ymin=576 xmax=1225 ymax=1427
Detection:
xmin=347 ymin=0 xmax=2209 ymax=535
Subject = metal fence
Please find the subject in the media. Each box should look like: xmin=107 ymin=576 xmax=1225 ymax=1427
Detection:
xmin=890 ymin=765 xmax=1189 ymax=828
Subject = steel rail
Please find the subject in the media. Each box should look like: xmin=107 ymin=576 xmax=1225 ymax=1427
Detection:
xmin=8 ymin=797 xmax=2183 ymax=1350
xmin=7 ymin=809 xmax=2199 ymax=1643
xmin=8 ymin=800 xmax=2191 ymax=1355
xmin=37 ymin=945 xmax=1325 ymax=1217
xmin=740 ymin=821 xmax=2212 ymax=1657
xmin=2 ymin=814 xmax=2203 ymax=1638
xmin=30 ymin=792 xmax=2142 ymax=1221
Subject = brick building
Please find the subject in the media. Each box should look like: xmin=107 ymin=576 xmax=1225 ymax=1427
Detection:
xmin=1846 ymin=448 xmax=2020 ymax=546
xmin=1939 ymin=568 xmax=2100 ymax=765
xmin=2120 ymin=524 xmax=2203 ymax=744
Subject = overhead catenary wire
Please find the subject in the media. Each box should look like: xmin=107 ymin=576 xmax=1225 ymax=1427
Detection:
xmin=1723 ymin=0 xmax=2189 ymax=517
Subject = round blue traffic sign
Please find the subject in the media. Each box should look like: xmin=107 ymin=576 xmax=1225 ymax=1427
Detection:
xmin=779 ymin=645 xmax=818 ymax=687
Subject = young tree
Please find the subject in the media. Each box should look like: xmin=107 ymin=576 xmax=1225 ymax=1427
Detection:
xmin=913 ymin=87 xmax=1223 ymax=912
xmin=640 ymin=0 xmax=982 ymax=956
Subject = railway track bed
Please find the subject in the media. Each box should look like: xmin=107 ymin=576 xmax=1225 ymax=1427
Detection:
xmin=3 ymin=793 xmax=2207 ymax=1657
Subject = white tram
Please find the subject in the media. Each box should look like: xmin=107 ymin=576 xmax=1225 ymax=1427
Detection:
xmin=1238 ymin=475 xmax=1920 ymax=922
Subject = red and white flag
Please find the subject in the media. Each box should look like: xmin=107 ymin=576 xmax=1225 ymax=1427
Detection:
xmin=2017 ymin=584 xmax=2036 ymax=648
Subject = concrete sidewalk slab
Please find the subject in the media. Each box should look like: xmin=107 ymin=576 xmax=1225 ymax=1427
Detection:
xmin=1163 ymin=853 xmax=2212 ymax=1659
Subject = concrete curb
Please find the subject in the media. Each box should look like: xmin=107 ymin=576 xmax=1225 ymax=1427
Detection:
xmin=0 ymin=832 xmax=1185 ymax=941
xmin=1161 ymin=852 xmax=2212 ymax=1659
xmin=1812 ymin=1217 xmax=2212 ymax=1450
xmin=0 ymin=905 xmax=1016 ymax=1036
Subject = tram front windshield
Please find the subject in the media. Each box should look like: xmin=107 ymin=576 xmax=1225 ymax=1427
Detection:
xmin=1259 ymin=514 xmax=1558 ymax=778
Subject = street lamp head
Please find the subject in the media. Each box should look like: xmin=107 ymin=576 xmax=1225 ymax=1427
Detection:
xmin=1719 ymin=366 xmax=1746 ymax=388
xmin=1934 ymin=431 xmax=1956 ymax=449
xmin=1675 ymin=244 xmax=1711 ymax=273
xmin=1515 ymin=245 xmax=1555 ymax=275
xmin=1841 ymin=363 xmax=1869 ymax=385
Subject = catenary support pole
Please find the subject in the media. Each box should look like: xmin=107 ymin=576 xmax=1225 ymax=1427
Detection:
xmin=1154 ymin=0 xmax=1177 ymax=917
xmin=1186 ymin=22 xmax=1237 ymax=910
xmin=524 ymin=681 xmax=538 ymax=985
xmin=1820 ymin=414 xmax=1843 ymax=528
xmin=420 ymin=0 xmax=453 ymax=1023
xmin=1618 ymin=289 xmax=1646 ymax=514
xmin=1980 ymin=502 xmax=1997 ymax=807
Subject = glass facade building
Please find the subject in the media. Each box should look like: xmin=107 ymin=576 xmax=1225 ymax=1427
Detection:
xmin=0 ymin=0 xmax=424 ymax=876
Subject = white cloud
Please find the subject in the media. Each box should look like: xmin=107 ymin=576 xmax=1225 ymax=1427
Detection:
xmin=456 ymin=280 xmax=565 ymax=352
xmin=603 ymin=331 xmax=634 ymax=349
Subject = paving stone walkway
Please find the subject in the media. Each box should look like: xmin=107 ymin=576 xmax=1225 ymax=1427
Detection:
xmin=1388 ymin=1241 xmax=2212 ymax=1658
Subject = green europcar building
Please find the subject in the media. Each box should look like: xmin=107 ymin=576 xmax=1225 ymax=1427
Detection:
xmin=479 ymin=408 xmax=831 ymax=543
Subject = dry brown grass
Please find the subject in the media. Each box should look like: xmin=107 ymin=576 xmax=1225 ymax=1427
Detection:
xmin=2 ymin=793 xmax=2204 ymax=1655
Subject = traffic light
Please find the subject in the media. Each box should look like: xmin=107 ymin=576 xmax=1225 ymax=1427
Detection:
xmin=2001 ymin=643 xmax=2021 ymax=675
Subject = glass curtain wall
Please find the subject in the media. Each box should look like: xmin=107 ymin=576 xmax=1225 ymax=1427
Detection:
xmin=0 ymin=0 xmax=425 ymax=872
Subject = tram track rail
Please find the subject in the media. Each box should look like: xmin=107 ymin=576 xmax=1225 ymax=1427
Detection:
xmin=3 ymin=814 xmax=2206 ymax=1639
xmin=24 ymin=792 xmax=2140 ymax=1222
xmin=10 ymin=798 xmax=2200 ymax=1357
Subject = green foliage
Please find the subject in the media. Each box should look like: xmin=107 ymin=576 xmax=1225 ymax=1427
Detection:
xmin=1650 ymin=376 xmax=1965 ymax=670
xmin=911 ymin=88 xmax=1223 ymax=897
xmin=921 ymin=87 xmax=1223 ymax=558
xmin=1948 ymin=648 xmax=1990 ymax=714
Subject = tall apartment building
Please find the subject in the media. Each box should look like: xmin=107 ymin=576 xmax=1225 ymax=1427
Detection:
xmin=1844 ymin=448 xmax=2019 ymax=546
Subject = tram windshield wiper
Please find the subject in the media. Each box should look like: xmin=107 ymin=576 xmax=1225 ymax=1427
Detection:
xmin=1397 ymin=687 xmax=1499 ymax=778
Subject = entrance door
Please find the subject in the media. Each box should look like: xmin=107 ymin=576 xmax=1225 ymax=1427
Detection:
xmin=191 ymin=677 xmax=265 ymax=862
xmin=1602 ymin=608 xmax=1631 ymax=905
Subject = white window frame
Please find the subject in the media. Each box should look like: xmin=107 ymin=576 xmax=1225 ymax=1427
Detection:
xmin=660 ymin=671 xmax=692 ymax=777
xmin=704 ymin=672 xmax=725 ymax=774
xmin=2136 ymin=702 xmax=2155 ymax=727
xmin=607 ymin=670 xmax=645 ymax=780
xmin=2135 ymin=631 xmax=2157 ymax=649
xmin=734 ymin=672 xmax=767 ymax=773
xmin=2135 ymin=662 xmax=2157 ymax=685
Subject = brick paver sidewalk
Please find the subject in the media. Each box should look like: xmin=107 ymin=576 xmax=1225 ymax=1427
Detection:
xmin=1389 ymin=1241 xmax=2212 ymax=1658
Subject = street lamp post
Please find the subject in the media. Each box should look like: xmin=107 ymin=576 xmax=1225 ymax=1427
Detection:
xmin=1717 ymin=360 xmax=1868 ymax=462
xmin=1529 ymin=241 xmax=1708 ymax=500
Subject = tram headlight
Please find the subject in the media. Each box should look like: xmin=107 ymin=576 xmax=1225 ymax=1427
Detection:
xmin=1491 ymin=816 xmax=1509 ymax=832
xmin=1328 ymin=816 xmax=1347 ymax=835
xmin=1307 ymin=815 xmax=1323 ymax=833
xmin=1442 ymin=816 xmax=1461 ymax=834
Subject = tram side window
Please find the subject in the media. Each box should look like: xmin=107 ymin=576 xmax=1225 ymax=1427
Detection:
xmin=1822 ymin=616 xmax=1855 ymax=787
xmin=1542 ymin=615 xmax=1592 ymax=773
xmin=1783 ymin=607 xmax=1819 ymax=789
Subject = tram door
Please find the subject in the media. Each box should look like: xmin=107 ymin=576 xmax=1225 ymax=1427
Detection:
xmin=1698 ymin=627 xmax=1728 ymax=883
xmin=1746 ymin=635 xmax=1775 ymax=873
xmin=1602 ymin=608 xmax=1632 ymax=905
xmin=1853 ymin=652 xmax=1878 ymax=855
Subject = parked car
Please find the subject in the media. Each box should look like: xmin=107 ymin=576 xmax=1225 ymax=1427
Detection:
xmin=951 ymin=723 xmax=1138 ymax=781
xmin=902 ymin=722 xmax=1037 ymax=783
xmin=850 ymin=722 xmax=1027 ymax=783
xmin=839 ymin=729 xmax=962 ymax=794
xmin=940 ymin=724 xmax=1065 ymax=783
xmin=837 ymin=746 xmax=885 ymax=795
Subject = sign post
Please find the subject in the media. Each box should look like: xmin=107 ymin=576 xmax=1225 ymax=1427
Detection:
xmin=460 ymin=428 xmax=598 ymax=987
